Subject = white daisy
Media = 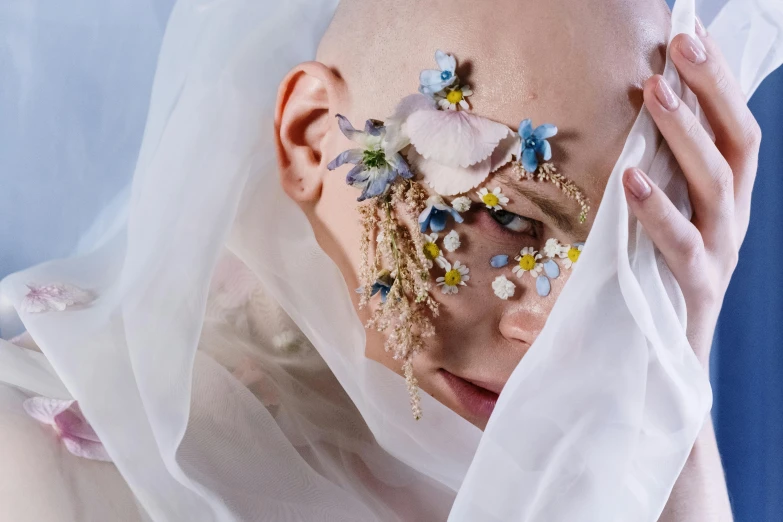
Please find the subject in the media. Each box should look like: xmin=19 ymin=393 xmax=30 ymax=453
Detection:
xmin=435 ymin=85 xmax=473 ymax=111
xmin=476 ymin=187 xmax=509 ymax=211
xmin=492 ymin=275 xmax=516 ymax=300
xmin=443 ymin=230 xmax=461 ymax=252
xmin=422 ymin=233 xmax=449 ymax=269
xmin=563 ymin=242 xmax=584 ymax=269
xmin=511 ymin=247 xmax=543 ymax=278
xmin=542 ymin=238 xmax=569 ymax=259
xmin=451 ymin=196 xmax=472 ymax=213
xmin=436 ymin=260 xmax=470 ymax=295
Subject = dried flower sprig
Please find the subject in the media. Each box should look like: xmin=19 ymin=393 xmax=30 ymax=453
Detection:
xmin=357 ymin=179 xmax=438 ymax=420
xmin=512 ymin=161 xmax=592 ymax=223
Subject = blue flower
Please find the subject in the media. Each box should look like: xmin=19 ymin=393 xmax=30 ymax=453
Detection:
xmin=418 ymin=50 xmax=458 ymax=96
xmin=418 ymin=196 xmax=464 ymax=233
xmin=517 ymin=119 xmax=558 ymax=173
xmin=355 ymin=271 xmax=394 ymax=303
xmin=327 ymin=115 xmax=413 ymax=201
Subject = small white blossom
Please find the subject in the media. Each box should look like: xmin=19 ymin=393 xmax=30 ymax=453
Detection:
xmin=451 ymin=196 xmax=472 ymax=213
xmin=422 ymin=233 xmax=448 ymax=269
xmin=543 ymin=238 xmax=568 ymax=259
xmin=443 ymin=230 xmax=461 ymax=252
xmin=476 ymin=187 xmax=510 ymax=211
xmin=492 ymin=275 xmax=516 ymax=300
xmin=512 ymin=247 xmax=543 ymax=278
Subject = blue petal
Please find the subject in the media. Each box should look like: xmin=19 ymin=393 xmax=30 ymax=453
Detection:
xmin=447 ymin=206 xmax=464 ymax=224
xmin=359 ymin=167 xmax=395 ymax=201
xmin=429 ymin=209 xmax=448 ymax=232
xmin=522 ymin=147 xmax=539 ymax=173
xmin=490 ymin=255 xmax=509 ymax=268
xmin=418 ymin=205 xmax=434 ymax=233
xmin=355 ymin=286 xmax=364 ymax=294
xmin=328 ymin=148 xmax=364 ymax=170
xmin=419 ymin=70 xmax=449 ymax=94
xmin=345 ymin=164 xmax=369 ymax=185
xmin=536 ymin=139 xmax=552 ymax=161
xmin=388 ymin=152 xmax=413 ymax=179
xmin=536 ymin=275 xmax=551 ymax=297
xmin=543 ymin=259 xmax=560 ymax=279
xmin=364 ymin=119 xmax=385 ymax=136
xmin=518 ymin=119 xmax=533 ymax=139
xmin=336 ymin=114 xmax=363 ymax=142
xmin=379 ymin=286 xmax=391 ymax=303
xmin=434 ymin=50 xmax=456 ymax=73
xmin=532 ymin=124 xmax=558 ymax=140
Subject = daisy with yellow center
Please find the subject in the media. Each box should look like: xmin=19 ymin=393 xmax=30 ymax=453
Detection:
xmin=476 ymin=187 xmax=509 ymax=211
xmin=563 ymin=242 xmax=584 ymax=269
xmin=436 ymin=260 xmax=470 ymax=295
xmin=512 ymin=246 xmax=543 ymax=278
xmin=421 ymin=233 xmax=448 ymax=269
xmin=436 ymin=84 xmax=473 ymax=111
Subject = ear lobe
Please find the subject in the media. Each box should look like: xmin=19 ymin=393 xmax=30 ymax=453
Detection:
xmin=275 ymin=61 xmax=344 ymax=204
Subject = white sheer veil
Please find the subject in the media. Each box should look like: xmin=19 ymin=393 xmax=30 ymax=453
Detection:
xmin=0 ymin=0 xmax=781 ymax=520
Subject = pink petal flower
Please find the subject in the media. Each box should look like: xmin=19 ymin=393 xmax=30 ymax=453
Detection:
xmin=23 ymin=397 xmax=112 ymax=462
xmin=408 ymin=129 xmax=520 ymax=196
xmin=384 ymin=94 xmax=438 ymax=151
xmin=406 ymin=110 xmax=513 ymax=168
xmin=21 ymin=283 xmax=94 ymax=313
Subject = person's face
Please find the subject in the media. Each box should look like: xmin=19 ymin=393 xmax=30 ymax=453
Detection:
xmin=276 ymin=0 xmax=670 ymax=430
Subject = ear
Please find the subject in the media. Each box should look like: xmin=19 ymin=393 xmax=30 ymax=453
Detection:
xmin=275 ymin=61 xmax=346 ymax=204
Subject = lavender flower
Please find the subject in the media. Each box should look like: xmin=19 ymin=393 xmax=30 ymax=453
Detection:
xmin=518 ymin=119 xmax=558 ymax=173
xmin=327 ymin=115 xmax=412 ymax=201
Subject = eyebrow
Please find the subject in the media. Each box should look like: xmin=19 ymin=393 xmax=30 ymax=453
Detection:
xmin=495 ymin=169 xmax=578 ymax=234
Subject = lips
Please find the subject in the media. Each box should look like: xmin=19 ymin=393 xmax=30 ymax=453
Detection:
xmin=439 ymin=369 xmax=502 ymax=422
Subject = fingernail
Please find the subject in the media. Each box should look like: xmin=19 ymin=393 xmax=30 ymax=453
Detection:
xmin=654 ymin=77 xmax=680 ymax=111
xmin=678 ymin=34 xmax=706 ymax=64
xmin=625 ymin=168 xmax=651 ymax=201
xmin=695 ymin=16 xmax=707 ymax=37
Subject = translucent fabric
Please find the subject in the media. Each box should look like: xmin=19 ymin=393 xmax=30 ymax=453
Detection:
xmin=0 ymin=0 xmax=781 ymax=521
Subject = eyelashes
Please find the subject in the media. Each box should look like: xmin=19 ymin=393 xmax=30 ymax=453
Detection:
xmin=486 ymin=208 xmax=542 ymax=239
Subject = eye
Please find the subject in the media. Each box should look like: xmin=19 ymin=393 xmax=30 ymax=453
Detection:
xmin=487 ymin=208 xmax=540 ymax=237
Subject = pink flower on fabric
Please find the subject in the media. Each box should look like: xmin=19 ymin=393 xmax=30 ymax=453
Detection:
xmin=21 ymin=283 xmax=94 ymax=313
xmin=23 ymin=397 xmax=111 ymax=462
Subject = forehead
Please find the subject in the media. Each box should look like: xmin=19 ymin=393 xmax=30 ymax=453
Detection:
xmin=321 ymin=0 xmax=670 ymax=210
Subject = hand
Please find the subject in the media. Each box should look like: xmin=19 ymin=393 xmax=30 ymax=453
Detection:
xmin=625 ymin=20 xmax=758 ymax=522
xmin=622 ymin=22 xmax=762 ymax=371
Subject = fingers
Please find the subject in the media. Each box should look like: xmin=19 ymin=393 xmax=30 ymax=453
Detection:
xmin=622 ymin=167 xmax=709 ymax=300
xmin=642 ymin=74 xmax=734 ymax=246
xmin=669 ymin=28 xmax=762 ymax=238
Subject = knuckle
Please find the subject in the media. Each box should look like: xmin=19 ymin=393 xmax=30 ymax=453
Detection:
xmin=709 ymin=163 xmax=734 ymax=201
xmin=712 ymin=64 xmax=734 ymax=98
xmin=684 ymin=117 xmax=703 ymax=142
xmin=742 ymin=118 xmax=763 ymax=151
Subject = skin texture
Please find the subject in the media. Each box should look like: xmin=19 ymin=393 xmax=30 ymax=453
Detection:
xmin=274 ymin=1 xmax=745 ymax=520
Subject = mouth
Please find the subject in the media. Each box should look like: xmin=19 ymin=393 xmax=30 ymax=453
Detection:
xmin=439 ymin=369 xmax=502 ymax=422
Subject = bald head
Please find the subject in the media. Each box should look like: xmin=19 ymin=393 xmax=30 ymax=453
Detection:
xmin=317 ymin=0 xmax=671 ymax=210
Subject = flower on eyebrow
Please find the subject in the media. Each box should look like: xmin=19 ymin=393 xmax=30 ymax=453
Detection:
xmin=421 ymin=233 xmax=449 ymax=269
xmin=23 ymin=396 xmax=111 ymax=462
xmin=512 ymin=247 xmax=543 ymax=278
xmin=436 ymin=260 xmax=470 ymax=295
xmin=477 ymin=186 xmax=509 ymax=211
xmin=517 ymin=118 xmax=558 ymax=173
xmin=563 ymin=242 xmax=584 ymax=269
xmin=418 ymin=195 xmax=464 ymax=233
xmin=435 ymin=84 xmax=473 ymax=111
xmin=492 ymin=275 xmax=516 ymax=300
xmin=327 ymin=114 xmax=413 ymax=201
xmin=419 ymin=49 xmax=459 ymax=96
xmin=451 ymin=196 xmax=472 ymax=213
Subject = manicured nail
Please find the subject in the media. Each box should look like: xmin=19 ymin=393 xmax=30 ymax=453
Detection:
xmin=625 ymin=168 xmax=651 ymax=201
xmin=678 ymin=34 xmax=706 ymax=64
xmin=695 ymin=16 xmax=707 ymax=37
xmin=654 ymin=77 xmax=680 ymax=111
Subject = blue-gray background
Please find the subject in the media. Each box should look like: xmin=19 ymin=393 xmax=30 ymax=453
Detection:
xmin=0 ymin=2 xmax=780 ymax=520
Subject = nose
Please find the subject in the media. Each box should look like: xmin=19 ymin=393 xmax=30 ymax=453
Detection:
xmin=497 ymin=302 xmax=548 ymax=349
